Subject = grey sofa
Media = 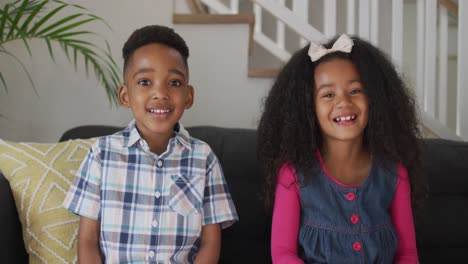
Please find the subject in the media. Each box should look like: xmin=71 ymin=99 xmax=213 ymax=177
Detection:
xmin=1 ymin=125 xmax=467 ymax=263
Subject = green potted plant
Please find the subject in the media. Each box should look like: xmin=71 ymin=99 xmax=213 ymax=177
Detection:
xmin=0 ymin=0 xmax=120 ymax=105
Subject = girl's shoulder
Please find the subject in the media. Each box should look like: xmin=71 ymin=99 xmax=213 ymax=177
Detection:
xmin=277 ymin=162 xmax=298 ymax=188
xmin=396 ymin=162 xmax=409 ymax=180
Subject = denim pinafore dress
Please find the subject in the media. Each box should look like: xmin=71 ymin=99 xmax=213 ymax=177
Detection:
xmin=297 ymin=159 xmax=398 ymax=264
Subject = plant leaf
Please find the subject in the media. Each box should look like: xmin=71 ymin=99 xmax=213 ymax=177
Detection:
xmin=27 ymin=3 xmax=67 ymax=35
xmin=52 ymin=30 xmax=93 ymax=39
xmin=44 ymin=17 xmax=96 ymax=37
xmin=36 ymin=13 xmax=84 ymax=36
xmin=1 ymin=0 xmax=121 ymax=105
xmin=45 ymin=38 xmax=54 ymax=61
xmin=16 ymin=0 xmax=48 ymax=37
xmin=1 ymin=49 xmax=38 ymax=96
xmin=6 ymin=0 xmax=29 ymax=39
xmin=21 ymin=37 xmax=32 ymax=56
xmin=0 ymin=3 xmax=12 ymax=42
xmin=0 ymin=71 xmax=8 ymax=92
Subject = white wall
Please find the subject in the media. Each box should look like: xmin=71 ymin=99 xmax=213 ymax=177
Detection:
xmin=0 ymin=0 xmax=172 ymax=142
xmin=0 ymin=0 xmax=271 ymax=143
xmin=174 ymin=23 xmax=272 ymax=129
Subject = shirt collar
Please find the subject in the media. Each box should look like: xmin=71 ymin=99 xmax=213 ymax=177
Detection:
xmin=174 ymin=123 xmax=192 ymax=150
xmin=123 ymin=120 xmax=192 ymax=151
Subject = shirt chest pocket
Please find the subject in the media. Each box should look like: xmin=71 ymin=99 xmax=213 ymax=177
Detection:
xmin=168 ymin=174 xmax=204 ymax=216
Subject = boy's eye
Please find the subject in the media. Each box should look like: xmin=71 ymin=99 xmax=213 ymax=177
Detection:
xmin=169 ymin=80 xmax=182 ymax=87
xmin=137 ymin=79 xmax=151 ymax=86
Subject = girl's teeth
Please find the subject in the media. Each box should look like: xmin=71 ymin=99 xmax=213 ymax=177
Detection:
xmin=335 ymin=115 xmax=356 ymax=122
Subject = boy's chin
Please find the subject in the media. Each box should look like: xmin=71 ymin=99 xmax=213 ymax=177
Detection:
xmin=136 ymin=122 xmax=177 ymax=136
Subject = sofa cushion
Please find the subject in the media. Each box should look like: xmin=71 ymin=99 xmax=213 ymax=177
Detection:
xmin=0 ymin=138 xmax=95 ymax=263
xmin=416 ymin=139 xmax=468 ymax=263
xmin=422 ymin=139 xmax=468 ymax=195
xmin=187 ymin=127 xmax=271 ymax=262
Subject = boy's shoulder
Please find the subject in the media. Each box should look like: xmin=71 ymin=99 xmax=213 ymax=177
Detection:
xmin=186 ymin=134 xmax=213 ymax=153
xmin=90 ymin=126 xmax=131 ymax=152
xmin=178 ymin=124 xmax=215 ymax=155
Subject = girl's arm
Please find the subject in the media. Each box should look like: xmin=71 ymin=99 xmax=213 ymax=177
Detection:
xmin=78 ymin=216 xmax=102 ymax=264
xmin=390 ymin=164 xmax=419 ymax=264
xmin=271 ymin=164 xmax=305 ymax=264
xmin=194 ymin=223 xmax=221 ymax=264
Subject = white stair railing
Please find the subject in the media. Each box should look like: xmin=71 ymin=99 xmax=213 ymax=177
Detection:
xmin=195 ymin=0 xmax=466 ymax=141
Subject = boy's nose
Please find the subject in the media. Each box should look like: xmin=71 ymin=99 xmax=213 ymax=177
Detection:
xmin=151 ymin=83 xmax=169 ymax=99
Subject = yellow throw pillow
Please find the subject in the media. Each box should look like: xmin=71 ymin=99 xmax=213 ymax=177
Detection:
xmin=0 ymin=138 xmax=95 ymax=264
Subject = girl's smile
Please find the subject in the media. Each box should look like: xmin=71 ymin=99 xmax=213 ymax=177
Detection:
xmin=332 ymin=113 xmax=357 ymax=124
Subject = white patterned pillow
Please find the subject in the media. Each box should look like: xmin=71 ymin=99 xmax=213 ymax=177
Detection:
xmin=0 ymin=138 xmax=95 ymax=263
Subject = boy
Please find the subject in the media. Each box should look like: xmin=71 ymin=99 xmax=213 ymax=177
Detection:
xmin=63 ymin=25 xmax=238 ymax=263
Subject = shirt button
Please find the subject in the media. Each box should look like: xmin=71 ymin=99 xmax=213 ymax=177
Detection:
xmin=345 ymin=192 xmax=356 ymax=201
xmin=155 ymin=191 xmax=161 ymax=198
xmin=156 ymin=159 xmax=164 ymax=168
xmin=152 ymin=220 xmax=158 ymax=227
xmin=353 ymin=241 xmax=362 ymax=251
xmin=148 ymin=250 xmax=155 ymax=258
xmin=350 ymin=214 xmax=360 ymax=224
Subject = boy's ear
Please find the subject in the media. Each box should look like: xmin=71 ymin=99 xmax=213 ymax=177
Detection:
xmin=118 ymin=83 xmax=130 ymax=108
xmin=185 ymin=85 xmax=194 ymax=109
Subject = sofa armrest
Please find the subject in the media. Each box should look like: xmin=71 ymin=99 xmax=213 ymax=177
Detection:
xmin=0 ymin=172 xmax=28 ymax=263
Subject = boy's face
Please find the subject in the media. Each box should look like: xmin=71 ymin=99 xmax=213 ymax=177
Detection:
xmin=118 ymin=43 xmax=194 ymax=142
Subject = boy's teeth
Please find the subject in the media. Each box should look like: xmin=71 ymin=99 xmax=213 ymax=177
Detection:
xmin=150 ymin=109 xmax=169 ymax=113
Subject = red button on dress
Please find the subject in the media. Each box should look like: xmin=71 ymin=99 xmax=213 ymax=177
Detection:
xmin=353 ymin=241 xmax=362 ymax=251
xmin=350 ymin=214 xmax=360 ymax=224
xmin=345 ymin=192 xmax=356 ymax=201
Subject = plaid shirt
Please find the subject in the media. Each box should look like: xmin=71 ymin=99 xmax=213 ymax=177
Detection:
xmin=63 ymin=121 xmax=238 ymax=263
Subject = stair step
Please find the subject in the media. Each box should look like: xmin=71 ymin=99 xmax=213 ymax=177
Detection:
xmin=173 ymin=13 xmax=279 ymax=79
xmin=173 ymin=14 xmax=254 ymax=56
xmin=173 ymin=13 xmax=254 ymax=24
xmin=248 ymin=68 xmax=280 ymax=78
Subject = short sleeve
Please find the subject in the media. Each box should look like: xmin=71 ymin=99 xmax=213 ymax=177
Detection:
xmin=202 ymin=152 xmax=238 ymax=228
xmin=63 ymin=143 xmax=101 ymax=220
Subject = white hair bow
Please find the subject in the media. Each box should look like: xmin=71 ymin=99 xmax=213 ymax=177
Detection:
xmin=308 ymin=34 xmax=354 ymax=62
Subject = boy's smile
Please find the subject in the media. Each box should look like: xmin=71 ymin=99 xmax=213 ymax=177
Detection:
xmin=313 ymin=58 xmax=368 ymax=143
xmin=118 ymin=43 xmax=194 ymax=153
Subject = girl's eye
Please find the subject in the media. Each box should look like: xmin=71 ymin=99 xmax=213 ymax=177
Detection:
xmin=169 ymin=80 xmax=182 ymax=87
xmin=350 ymin=88 xmax=363 ymax=94
xmin=137 ymin=79 xmax=151 ymax=86
xmin=322 ymin=93 xmax=333 ymax=98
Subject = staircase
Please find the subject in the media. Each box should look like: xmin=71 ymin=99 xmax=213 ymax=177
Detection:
xmin=176 ymin=0 xmax=467 ymax=141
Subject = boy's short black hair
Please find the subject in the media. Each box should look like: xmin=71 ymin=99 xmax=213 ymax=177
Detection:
xmin=122 ymin=25 xmax=189 ymax=74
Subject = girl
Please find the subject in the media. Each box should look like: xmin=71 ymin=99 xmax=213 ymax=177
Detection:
xmin=257 ymin=34 xmax=426 ymax=263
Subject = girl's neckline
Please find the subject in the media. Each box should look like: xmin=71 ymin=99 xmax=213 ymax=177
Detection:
xmin=315 ymin=151 xmax=372 ymax=188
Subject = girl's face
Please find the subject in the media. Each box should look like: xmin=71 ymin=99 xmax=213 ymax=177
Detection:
xmin=313 ymin=58 xmax=368 ymax=144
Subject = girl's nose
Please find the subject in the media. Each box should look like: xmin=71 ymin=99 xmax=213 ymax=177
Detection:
xmin=335 ymin=94 xmax=352 ymax=108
